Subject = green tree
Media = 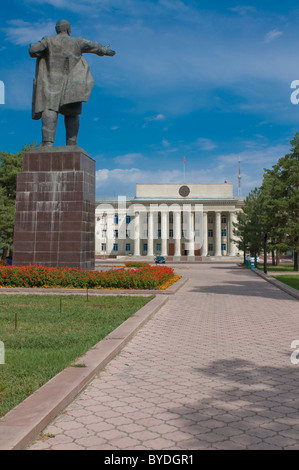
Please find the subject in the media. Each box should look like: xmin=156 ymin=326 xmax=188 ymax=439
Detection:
xmin=260 ymin=134 xmax=299 ymax=271
xmin=232 ymin=187 xmax=265 ymax=266
xmin=0 ymin=144 xmax=35 ymax=259
xmin=232 ymin=210 xmax=249 ymax=264
xmin=243 ymin=187 xmax=265 ymax=265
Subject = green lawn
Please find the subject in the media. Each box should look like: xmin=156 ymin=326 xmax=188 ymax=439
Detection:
xmin=257 ymin=263 xmax=296 ymax=272
xmin=273 ymin=275 xmax=299 ymax=291
xmin=0 ymin=294 xmax=154 ymax=418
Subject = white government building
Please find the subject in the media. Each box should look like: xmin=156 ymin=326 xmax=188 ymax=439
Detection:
xmin=95 ymin=183 xmax=244 ymax=259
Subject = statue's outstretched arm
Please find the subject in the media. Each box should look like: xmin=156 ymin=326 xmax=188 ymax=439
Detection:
xmin=79 ymin=38 xmax=116 ymax=57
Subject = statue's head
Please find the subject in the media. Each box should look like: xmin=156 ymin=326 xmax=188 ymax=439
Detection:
xmin=55 ymin=20 xmax=71 ymax=35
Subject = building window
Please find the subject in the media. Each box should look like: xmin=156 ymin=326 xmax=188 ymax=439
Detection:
xmin=143 ymin=230 xmax=148 ymax=237
xmin=208 ymin=229 xmax=213 ymax=237
xmin=157 ymin=229 xmax=161 ymax=238
xmin=221 ymin=229 xmax=227 ymax=237
xmin=208 ymin=215 xmax=213 ymax=224
xmin=221 ymin=216 xmax=227 ymax=224
xmin=221 ymin=243 xmax=227 ymax=251
xmin=169 ymin=215 xmax=173 ymax=224
xmin=101 ymin=229 xmax=107 ymax=238
xmin=182 ymin=230 xmax=187 ymax=238
xmin=114 ymin=215 xmax=119 ymax=225
xmin=156 ymin=243 xmax=161 ymax=252
xmin=126 ymin=243 xmax=131 ymax=252
xmin=113 ymin=230 xmax=118 ymax=238
xmin=195 ymin=230 xmax=200 ymax=238
xmin=126 ymin=215 xmax=131 ymax=224
xmin=113 ymin=243 xmax=118 ymax=252
xmin=101 ymin=243 xmax=106 ymax=251
xmin=208 ymin=243 xmax=213 ymax=252
xmin=169 ymin=229 xmax=173 ymax=238
xmin=143 ymin=243 xmax=148 ymax=252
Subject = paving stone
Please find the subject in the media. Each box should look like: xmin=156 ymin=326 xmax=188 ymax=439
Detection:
xmin=26 ymin=263 xmax=299 ymax=450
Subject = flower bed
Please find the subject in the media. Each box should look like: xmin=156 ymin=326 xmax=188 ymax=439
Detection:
xmin=0 ymin=264 xmax=176 ymax=290
xmin=158 ymin=275 xmax=181 ymax=290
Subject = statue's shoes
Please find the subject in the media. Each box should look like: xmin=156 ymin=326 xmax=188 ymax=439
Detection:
xmin=35 ymin=142 xmax=53 ymax=149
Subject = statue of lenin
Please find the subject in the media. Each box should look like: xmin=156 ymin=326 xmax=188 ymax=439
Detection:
xmin=29 ymin=19 xmax=115 ymax=148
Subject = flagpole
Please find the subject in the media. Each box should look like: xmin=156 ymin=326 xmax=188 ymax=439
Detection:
xmin=183 ymin=155 xmax=186 ymax=183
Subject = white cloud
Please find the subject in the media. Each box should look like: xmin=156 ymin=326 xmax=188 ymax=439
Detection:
xmin=95 ymin=165 xmax=236 ymax=197
xmin=229 ymin=6 xmax=257 ymax=16
xmin=25 ymin=0 xmax=109 ymax=13
xmin=197 ymin=138 xmax=217 ymax=151
xmin=264 ymin=29 xmax=283 ymax=43
xmin=145 ymin=114 xmax=165 ymax=122
xmin=2 ymin=2 xmax=296 ymax=122
xmin=95 ymin=141 xmax=289 ymax=197
xmin=3 ymin=19 xmax=55 ymax=45
xmin=114 ymin=153 xmax=143 ymax=166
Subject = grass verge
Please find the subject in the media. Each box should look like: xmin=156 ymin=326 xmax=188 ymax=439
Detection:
xmin=0 ymin=294 xmax=154 ymax=418
xmin=272 ymin=275 xmax=299 ymax=291
xmin=257 ymin=263 xmax=296 ymax=272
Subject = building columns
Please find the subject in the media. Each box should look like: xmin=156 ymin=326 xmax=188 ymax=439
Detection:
xmin=201 ymin=212 xmax=208 ymax=257
xmin=187 ymin=211 xmax=195 ymax=257
xmin=133 ymin=212 xmax=140 ymax=256
xmin=161 ymin=210 xmax=168 ymax=256
xmin=106 ymin=212 xmax=114 ymax=255
xmin=214 ymin=211 xmax=222 ymax=257
xmin=147 ymin=211 xmax=154 ymax=256
xmin=228 ymin=212 xmax=237 ymax=256
xmin=174 ymin=210 xmax=181 ymax=257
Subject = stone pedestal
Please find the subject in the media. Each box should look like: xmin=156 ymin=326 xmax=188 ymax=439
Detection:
xmin=13 ymin=147 xmax=95 ymax=270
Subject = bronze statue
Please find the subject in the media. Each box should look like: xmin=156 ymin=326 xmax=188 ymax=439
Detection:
xmin=29 ymin=19 xmax=115 ymax=148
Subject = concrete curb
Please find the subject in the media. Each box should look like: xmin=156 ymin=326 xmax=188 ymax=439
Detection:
xmin=0 ymin=294 xmax=169 ymax=450
xmin=0 ymin=276 xmax=187 ymax=297
xmin=252 ymin=268 xmax=299 ymax=301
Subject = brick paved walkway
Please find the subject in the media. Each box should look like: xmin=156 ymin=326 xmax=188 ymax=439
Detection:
xmin=28 ymin=264 xmax=299 ymax=450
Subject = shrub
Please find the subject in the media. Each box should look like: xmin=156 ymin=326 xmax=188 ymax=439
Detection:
xmin=125 ymin=262 xmax=150 ymax=268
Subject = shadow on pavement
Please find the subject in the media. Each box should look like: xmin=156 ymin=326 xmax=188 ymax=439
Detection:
xmin=189 ymin=279 xmax=297 ymax=301
xmin=168 ymin=358 xmax=299 ymax=449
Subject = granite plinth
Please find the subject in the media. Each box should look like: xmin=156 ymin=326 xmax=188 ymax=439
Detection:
xmin=13 ymin=149 xmax=95 ymax=270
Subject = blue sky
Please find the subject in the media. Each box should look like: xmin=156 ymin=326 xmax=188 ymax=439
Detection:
xmin=1 ymin=0 xmax=299 ymax=197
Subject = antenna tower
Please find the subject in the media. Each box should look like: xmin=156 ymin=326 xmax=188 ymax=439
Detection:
xmin=238 ymin=158 xmax=241 ymax=197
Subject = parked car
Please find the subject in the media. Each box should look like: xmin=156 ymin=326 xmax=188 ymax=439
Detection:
xmin=155 ymin=256 xmax=166 ymax=264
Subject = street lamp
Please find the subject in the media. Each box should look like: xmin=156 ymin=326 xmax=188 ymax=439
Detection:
xmin=261 ymin=232 xmax=270 ymax=274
